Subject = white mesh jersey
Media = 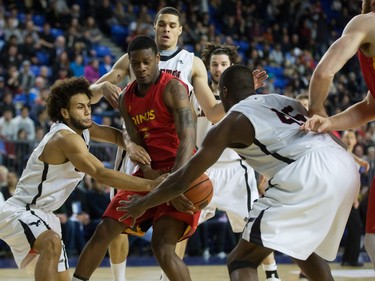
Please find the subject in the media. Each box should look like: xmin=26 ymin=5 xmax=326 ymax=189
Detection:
xmin=7 ymin=122 xmax=88 ymax=211
xmin=229 ymin=94 xmax=344 ymax=179
xmin=159 ymin=47 xmax=194 ymax=94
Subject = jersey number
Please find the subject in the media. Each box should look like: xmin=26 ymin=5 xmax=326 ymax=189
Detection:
xmin=271 ymin=106 xmax=306 ymax=125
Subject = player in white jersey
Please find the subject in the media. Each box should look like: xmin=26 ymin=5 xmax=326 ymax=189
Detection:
xmin=0 ymin=77 xmax=161 ymax=281
xmin=118 ymin=65 xmax=360 ymax=281
xmin=88 ymin=7 xmax=268 ymax=281
xmin=194 ymin=43 xmax=280 ymax=281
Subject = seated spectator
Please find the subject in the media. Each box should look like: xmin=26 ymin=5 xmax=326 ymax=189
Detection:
xmin=0 ymin=91 xmax=16 ymax=117
xmin=99 ymin=54 xmax=113 ymax=76
xmin=14 ymin=105 xmax=35 ymax=141
xmin=0 ymin=107 xmax=17 ymax=140
xmin=14 ymin=128 xmax=31 ymax=175
xmin=39 ymin=22 xmax=55 ymax=55
xmin=64 ymin=185 xmax=91 ymax=255
xmin=84 ymin=176 xmax=110 ymax=240
xmin=70 ymin=54 xmax=85 ymax=77
xmin=84 ymin=58 xmax=100 ymax=83
xmin=18 ymin=60 xmax=36 ymax=97
xmin=1 ymin=170 xmax=18 ymax=201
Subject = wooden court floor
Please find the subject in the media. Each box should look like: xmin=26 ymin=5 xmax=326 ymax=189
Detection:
xmin=0 ymin=263 xmax=373 ymax=281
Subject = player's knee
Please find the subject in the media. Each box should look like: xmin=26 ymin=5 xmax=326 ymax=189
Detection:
xmin=94 ymin=219 xmax=122 ymax=243
xmin=34 ymin=230 xmax=61 ymax=257
xmin=227 ymin=259 xmax=258 ymax=274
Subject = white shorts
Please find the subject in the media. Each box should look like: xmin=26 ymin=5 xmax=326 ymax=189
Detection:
xmin=0 ymin=202 xmax=68 ymax=271
xmin=110 ymin=148 xmax=138 ymax=199
xmin=199 ymin=160 xmax=258 ymax=233
xmin=242 ymin=147 xmax=360 ymax=261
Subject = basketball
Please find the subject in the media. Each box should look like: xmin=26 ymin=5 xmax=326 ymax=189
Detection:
xmin=184 ymin=173 xmax=213 ymax=211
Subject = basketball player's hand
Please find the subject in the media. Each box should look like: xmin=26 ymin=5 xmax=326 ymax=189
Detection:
xmin=252 ymin=69 xmax=268 ymax=90
xmin=117 ymin=195 xmax=145 ymax=226
xmin=169 ymin=194 xmax=195 ymax=214
xmin=127 ymin=143 xmax=151 ymax=165
xmin=300 ymin=115 xmax=332 ymax=133
xmin=101 ymin=82 xmax=121 ymax=109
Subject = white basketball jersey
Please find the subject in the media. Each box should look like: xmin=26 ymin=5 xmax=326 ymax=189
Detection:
xmin=7 ymin=122 xmax=88 ymax=211
xmin=195 ymin=93 xmax=243 ymax=163
xmin=159 ymin=47 xmax=194 ymax=94
xmin=229 ymin=94 xmax=343 ymax=179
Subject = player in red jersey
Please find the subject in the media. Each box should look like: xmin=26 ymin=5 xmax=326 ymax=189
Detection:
xmin=302 ymin=0 xmax=375 ymax=269
xmin=72 ymin=35 xmax=197 ymax=281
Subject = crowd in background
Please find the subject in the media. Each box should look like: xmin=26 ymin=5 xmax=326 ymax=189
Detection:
xmin=0 ymin=0 xmax=373 ymax=261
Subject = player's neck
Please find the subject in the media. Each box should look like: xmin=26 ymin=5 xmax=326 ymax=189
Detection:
xmin=159 ymin=47 xmax=179 ymax=56
xmin=210 ymin=81 xmax=219 ymax=96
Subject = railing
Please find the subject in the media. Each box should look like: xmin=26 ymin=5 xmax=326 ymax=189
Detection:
xmin=0 ymin=140 xmax=118 ymax=176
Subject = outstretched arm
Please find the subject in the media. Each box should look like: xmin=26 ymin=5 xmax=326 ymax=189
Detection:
xmin=55 ymin=131 xmax=156 ymax=191
xmin=302 ymin=91 xmax=375 ymax=132
xmin=117 ymin=112 xmax=255 ymax=223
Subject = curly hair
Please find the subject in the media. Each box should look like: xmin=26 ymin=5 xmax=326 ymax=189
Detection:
xmin=47 ymin=77 xmax=92 ymax=122
xmin=201 ymin=42 xmax=240 ymax=69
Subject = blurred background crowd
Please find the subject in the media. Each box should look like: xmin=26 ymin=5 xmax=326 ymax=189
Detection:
xmin=0 ymin=0 xmax=372 ymax=264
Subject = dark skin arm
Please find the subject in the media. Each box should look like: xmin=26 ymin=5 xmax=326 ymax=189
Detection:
xmin=118 ymin=78 xmax=196 ymax=179
xmin=117 ymin=111 xmax=255 ymax=225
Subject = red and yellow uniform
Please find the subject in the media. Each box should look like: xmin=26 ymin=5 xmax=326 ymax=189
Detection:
xmin=358 ymin=49 xmax=375 ymax=234
xmin=103 ymin=72 xmax=199 ymax=240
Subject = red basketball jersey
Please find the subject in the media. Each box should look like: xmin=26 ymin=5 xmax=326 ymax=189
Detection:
xmin=123 ymin=72 xmax=188 ymax=172
xmin=358 ymin=49 xmax=375 ymax=97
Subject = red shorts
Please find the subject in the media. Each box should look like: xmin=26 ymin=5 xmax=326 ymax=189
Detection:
xmin=366 ymin=177 xmax=375 ymax=233
xmin=103 ymin=190 xmax=201 ymax=241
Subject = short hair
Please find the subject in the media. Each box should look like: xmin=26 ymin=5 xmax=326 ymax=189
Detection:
xmin=127 ymin=35 xmax=158 ymax=57
xmin=47 ymin=77 xmax=92 ymax=122
xmin=295 ymin=93 xmax=308 ymax=101
xmin=154 ymin=6 xmax=182 ymax=25
xmin=220 ymin=65 xmax=254 ymax=93
xmin=201 ymin=43 xmax=240 ymax=69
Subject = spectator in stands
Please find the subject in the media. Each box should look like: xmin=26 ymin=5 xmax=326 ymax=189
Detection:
xmin=83 ymin=16 xmax=103 ymax=49
xmin=52 ymin=50 xmax=72 ymax=81
xmin=0 ymin=91 xmax=16 ymax=117
xmin=1 ymin=170 xmax=17 ymax=201
xmin=0 ymin=165 xmax=9 ymax=196
xmin=65 ymin=185 xmax=91 ymax=256
xmin=39 ymin=22 xmax=55 ymax=55
xmin=84 ymin=176 xmax=110 ymax=241
xmin=84 ymin=58 xmax=100 ymax=83
xmin=50 ymin=35 xmax=67 ymax=65
xmin=0 ymin=107 xmax=17 ymax=140
xmin=34 ymin=108 xmax=50 ymax=135
xmin=0 ymin=77 xmax=6 ymax=100
xmin=14 ymin=128 xmax=31 ymax=175
xmin=29 ymin=76 xmax=47 ymax=104
xmin=22 ymin=19 xmax=40 ymax=46
xmin=341 ymin=130 xmax=368 ymax=267
xmin=1 ymin=44 xmax=22 ymax=71
xmin=18 ymin=33 xmax=38 ymax=64
xmin=70 ymin=54 xmax=85 ymax=77
xmin=45 ymin=0 xmax=70 ymax=29
xmin=94 ymin=0 xmax=115 ymax=35
xmin=38 ymin=65 xmax=52 ymax=86
xmin=18 ymin=60 xmax=35 ymax=97
xmin=99 ymin=55 xmax=113 ymax=77
xmin=3 ymin=15 xmax=22 ymax=43
xmin=14 ymin=105 xmax=35 ymax=141
xmin=5 ymin=64 xmax=20 ymax=94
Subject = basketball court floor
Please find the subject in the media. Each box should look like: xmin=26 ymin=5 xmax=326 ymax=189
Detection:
xmin=0 ymin=256 xmax=373 ymax=280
